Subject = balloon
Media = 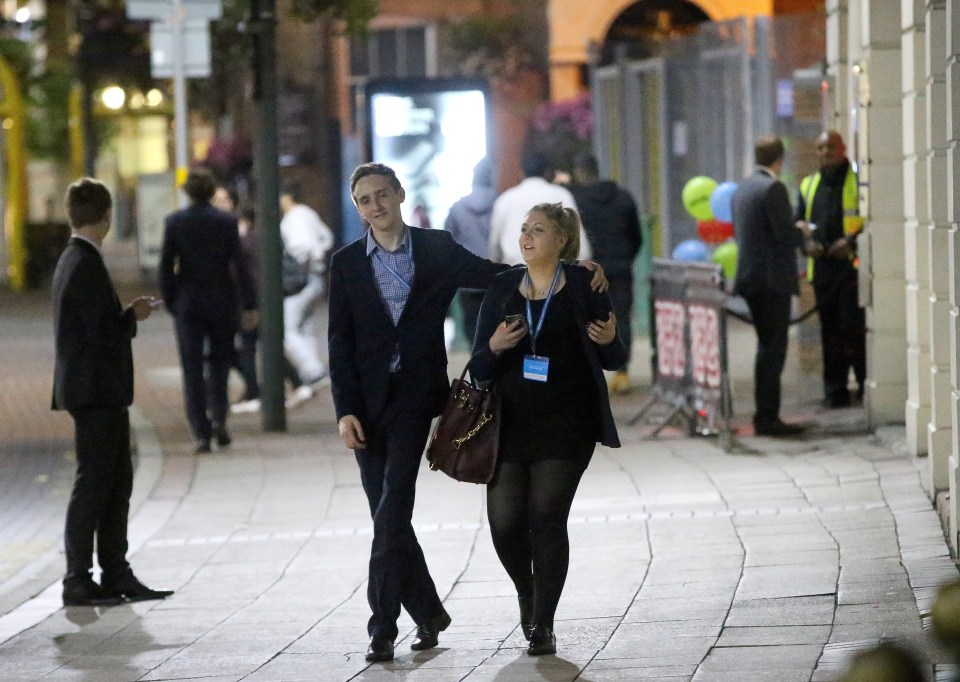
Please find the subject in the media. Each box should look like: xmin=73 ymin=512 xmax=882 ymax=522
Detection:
xmin=697 ymin=219 xmax=734 ymax=245
xmin=712 ymin=240 xmax=738 ymax=281
xmin=709 ymin=181 xmax=737 ymax=223
xmin=672 ymin=239 xmax=710 ymax=262
xmin=682 ymin=176 xmax=717 ymax=221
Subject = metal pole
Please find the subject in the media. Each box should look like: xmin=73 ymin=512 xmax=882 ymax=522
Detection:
xmin=172 ymin=0 xmax=188 ymax=207
xmin=251 ymin=0 xmax=285 ymax=431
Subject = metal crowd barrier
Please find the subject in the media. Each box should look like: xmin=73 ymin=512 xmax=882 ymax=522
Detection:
xmin=628 ymin=258 xmax=734 ymax=451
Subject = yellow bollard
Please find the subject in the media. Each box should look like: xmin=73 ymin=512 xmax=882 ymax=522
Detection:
xmin=0 ymin=54 xmax=28 ymax=290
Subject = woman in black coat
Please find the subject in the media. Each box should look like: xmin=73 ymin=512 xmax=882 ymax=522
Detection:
xmin=470 ymin=202 xmax=626 ymax=656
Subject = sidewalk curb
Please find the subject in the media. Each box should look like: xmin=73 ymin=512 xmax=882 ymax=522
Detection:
xmin=0 ymin=406 xmax=181 ymax=644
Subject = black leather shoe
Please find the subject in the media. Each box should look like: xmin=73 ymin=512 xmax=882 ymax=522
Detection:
xmin=526 ymin=624 xmax=556 ymax=656
xmin=754 ymin=420 xmax=804 ymax=437
xmin=62 ymin=581 xmax=125 ymax=607
xmin=214 ymin=425 xmax=231 ymax=448
xmin=518 ymin=594 xmax=534 ymax=641
xmin=410 ymin=609 xmax=452 ymax=650
xmin=195 ymin=439 xmax=211 ymax=453
xmin=365 ymin=636 xmax=394 ymax=662
xmin=102 ymin=576 xmax=174 ymax=602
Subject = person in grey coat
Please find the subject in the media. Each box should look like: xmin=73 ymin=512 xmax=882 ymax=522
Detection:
xmin=732 ymin=135 xmax=813 ymax=436
xmin=444 ymin=157 xmax=497 ymax=343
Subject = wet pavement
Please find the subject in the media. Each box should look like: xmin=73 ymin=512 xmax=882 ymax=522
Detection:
xmin=0 ymin=269 xmax=957 ymax=681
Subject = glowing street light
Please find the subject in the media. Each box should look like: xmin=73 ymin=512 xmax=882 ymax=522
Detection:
xmin=101 ymin=86 xmax=126 ymax=110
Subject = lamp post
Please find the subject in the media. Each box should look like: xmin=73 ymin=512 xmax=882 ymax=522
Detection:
xmin=250 ymin=0 xmax=285 ymax=431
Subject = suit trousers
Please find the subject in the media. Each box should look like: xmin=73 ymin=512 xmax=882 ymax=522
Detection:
xmin=64 ymin=407 xmax=133 ymax=584
xmin=744 ymin=292 xmax=792 ymax=426
xmin=174 ymin=315 xmax=236 ymax=440
xmin=814 ymin=271 xmax=866 ymax=403
xmin=354 ymin=377 xmax=444 ymax=641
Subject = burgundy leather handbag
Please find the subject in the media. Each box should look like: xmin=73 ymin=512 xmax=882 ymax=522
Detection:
xmin=426 ymin=366 xmax=500 ymax=484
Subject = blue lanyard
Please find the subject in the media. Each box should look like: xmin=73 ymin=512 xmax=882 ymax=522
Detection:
xmin=524 ymin=264 xmax=562 ymax=357
xmin=374 ymin=237 xmax=413 ymax=291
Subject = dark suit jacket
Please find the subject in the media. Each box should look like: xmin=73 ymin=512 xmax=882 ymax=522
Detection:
xmin=328 ymin=227 xmax=509 ymax=425
xmin=158 ymin=202 xmax=256 ymax=320
xmin=468 ymin=264 xmax=627 ymax=448
xmin=732 ymin=168 xmax=804 ymax=298
xmin=51 ymin=237 xmax=137 ymax=411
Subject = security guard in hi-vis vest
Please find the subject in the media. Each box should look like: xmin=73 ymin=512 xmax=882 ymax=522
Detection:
xmin=794 ymin=130 xmax=866 ymax=409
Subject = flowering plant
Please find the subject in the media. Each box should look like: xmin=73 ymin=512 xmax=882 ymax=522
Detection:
xmin=528 ymin=92 xmax=593 ymax=171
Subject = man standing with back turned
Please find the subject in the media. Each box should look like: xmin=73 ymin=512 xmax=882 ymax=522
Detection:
xmin=732 ymin=135 xmax=813 ymax=437
xmin=52 ymin=178 xmax=174 ymax=606
xmin=329 ymin=163 xmax=606 ymax=662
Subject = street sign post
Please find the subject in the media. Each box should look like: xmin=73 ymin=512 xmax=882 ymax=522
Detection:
xmin=150 ymin=19 xmax=211 ymax=77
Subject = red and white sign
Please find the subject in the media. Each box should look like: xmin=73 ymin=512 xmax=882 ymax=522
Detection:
xmin=655 ymin=300 xmax=686 ymax=378
xmin=688 ymin=303 xmax=721 ymax=388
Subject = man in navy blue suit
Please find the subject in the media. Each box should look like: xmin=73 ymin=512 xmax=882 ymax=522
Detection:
xmin=52 ymin=177 xmax=174 ymax=606
xmin=159 ymin=168 xmax=258 ymax=452
xmin=329 ymin=163 xmax=606 ymax=662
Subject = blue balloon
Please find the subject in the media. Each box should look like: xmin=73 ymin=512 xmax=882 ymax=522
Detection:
xmin=709 ymin=181 xmax=738 ymax=224
xmin=672 ymin=239 xmax=710 ymax=262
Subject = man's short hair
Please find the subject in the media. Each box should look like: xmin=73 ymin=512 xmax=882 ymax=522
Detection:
xmin=520 ymin=150 xmax=551 ymax=179
xmin=573 ymin=152 xmax=600 ymax=176
xmin=65 ymin=178 xmax=112 ymax=228
xmin=754 ymin=135 xmax=785 ymax=168
xmin=280 ymin=179 xmax=302 ymax=202
xmin=183 ymin=167 xmax=217 ymax=203
xmin=349 ymin=163 xmax=402 ymax=197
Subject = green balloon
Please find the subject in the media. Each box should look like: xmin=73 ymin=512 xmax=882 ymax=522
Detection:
xmin=682 ymin=176 xmax=717 ymax=221
xmin=712 ymin=240 xmax=738 ymax=281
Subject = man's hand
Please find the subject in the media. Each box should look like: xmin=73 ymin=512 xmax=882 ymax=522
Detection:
xmin=578 ymin=260 xmax=609 ymax=292
xmin=128 ymin=296 xmax=157 ymax=321
xmin=587 ymin=312 xmax=617 ymax=346
xmin=338 ymin=415 xmax=367 ymax=450
xmin=241 ymin=309 xmax=260 ymax=331
xmin=804 ymin=238 xmax=825 ymax=258
xmin=826 ymin=237 xmax=853 ymax=260
xmin=489 ymin=318 xmax=528 ymax=355
xmin=795 ymin=220 xmax=813 ymax=239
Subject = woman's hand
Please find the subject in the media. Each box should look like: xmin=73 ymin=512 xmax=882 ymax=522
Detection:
xmin=489 ymin=319 xmax=528 ymax=355
xmin=587 ymin=312 xmax=617 ymax=346
xmin=578 ymin=260 xmax=609 ymax=293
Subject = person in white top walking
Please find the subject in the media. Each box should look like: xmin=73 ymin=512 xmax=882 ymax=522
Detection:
xmin=489 ymin=151 xmax=591 ymax=265
xmin=280 ymin=182 xmax=334 ymax=407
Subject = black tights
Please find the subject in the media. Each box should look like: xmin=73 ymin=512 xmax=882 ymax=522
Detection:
xmin=486 ymin=458 xmax=587 ymax=628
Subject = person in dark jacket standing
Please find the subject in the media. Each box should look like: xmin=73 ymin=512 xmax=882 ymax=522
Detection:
xmin=732 ymin=135 xmax=813 ymax=436
xmin=52 ymin=177 xmax=174 ymax=606
xmin=159 ymin=168 xmax=258 ymax=452
xmin=571 ymin=152 xmax=642 ymax=393
xmin=444 ymin=157 xmax=497 ymax=342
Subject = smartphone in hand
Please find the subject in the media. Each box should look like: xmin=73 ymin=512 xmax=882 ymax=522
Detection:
xmin=503 ymin=313 xmax=524 ymax=326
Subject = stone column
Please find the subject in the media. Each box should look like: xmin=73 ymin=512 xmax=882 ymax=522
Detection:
xmin=924 ymin=0 xmax=954 ymax=494
xmin=945 ymin=0 xmax=960 ymax=550
xmin=904 ymin=0 xmax=932 ymax=459
xmin=858 ymin=1 xmax=907 ymax=425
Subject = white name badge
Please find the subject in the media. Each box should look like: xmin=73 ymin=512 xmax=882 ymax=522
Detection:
xmin=523 ymin=355 xmax=549 ymax=382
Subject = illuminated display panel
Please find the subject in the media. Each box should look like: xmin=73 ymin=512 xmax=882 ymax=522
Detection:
xmin=366 ymin=78 xmax=490 ymax=232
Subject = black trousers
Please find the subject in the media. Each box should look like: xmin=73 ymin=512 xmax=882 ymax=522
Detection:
xmin=232 ymin=327 xmax=260 ymax=401
xmin=174 ymin=315 xmax=236 ymax=440
xmin=815 ymin=272 xmax=866 ymax=403
xmin=743 ymin=292 xmax=791 ymax=426
xmin=64 ymin=406 xmax=133 ymax=585
xmin=354 ymin=380 xmax=443 ymax=640
xmin=607 ymin=277 xmax=634 ymax=368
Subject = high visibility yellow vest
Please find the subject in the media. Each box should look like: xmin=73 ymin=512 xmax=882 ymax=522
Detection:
xmin=800 ymin=166 xmax=862 ymax=277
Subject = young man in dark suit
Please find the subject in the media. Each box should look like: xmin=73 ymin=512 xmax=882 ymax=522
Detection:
xmin=329 ymin=163 xmax=605 ymax=662
xmin=159 ymin=168 xmax=258 ymax=452
xmin=732 ymin=135 xmax=814 ymax=436
xmin=52 ymin=177 xmax=174 ymax=606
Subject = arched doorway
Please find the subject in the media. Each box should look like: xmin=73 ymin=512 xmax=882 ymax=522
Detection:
xmin=598 ymin=0 xmax=710 ymax=66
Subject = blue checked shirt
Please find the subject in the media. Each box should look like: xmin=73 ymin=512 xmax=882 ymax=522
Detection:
xmin=367 ymin=228 xmax=415 ymax=372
